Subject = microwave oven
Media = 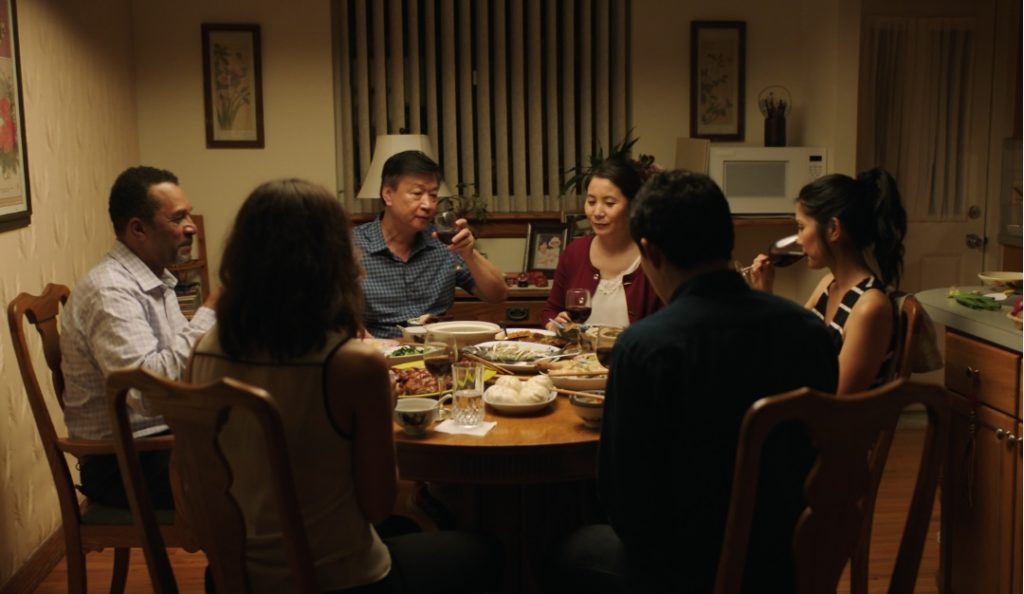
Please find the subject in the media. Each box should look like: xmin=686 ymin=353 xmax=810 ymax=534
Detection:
xmin=708 ymin=146 xmax=828 ymax=214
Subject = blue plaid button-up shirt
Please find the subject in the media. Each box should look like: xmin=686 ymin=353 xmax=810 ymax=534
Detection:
xmin=354 ymin=216 xmax=475 ymax=338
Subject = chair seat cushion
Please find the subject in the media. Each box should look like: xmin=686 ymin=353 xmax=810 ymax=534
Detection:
xmin=81 ymin=501 xmax=175 ymax=526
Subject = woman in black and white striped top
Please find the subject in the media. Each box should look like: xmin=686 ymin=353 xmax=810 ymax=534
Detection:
xmin=749 ymin=168 xmax=907 ymax=393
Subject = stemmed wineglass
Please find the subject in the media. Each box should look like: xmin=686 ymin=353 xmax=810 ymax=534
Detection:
xmin=422 ymin=340 xmax=457 ymax=395
xmin=434 ymin=211 xmax=462 ymax=271
xmin=736 ymin=233 xmax=806 ymax=284
xmin=565 ymin=288 xmax=592 ymax=351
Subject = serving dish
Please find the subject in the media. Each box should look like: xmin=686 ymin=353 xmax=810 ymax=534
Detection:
xmin=383 ymin=344 xmax=442 ymax=366
xmin=540 ymin=353 xmax=608 ymax=391
xmin=424 ymin=321 xmax=502 ymax=348
xmin=978 ymin=271 xmax=1023 ymax=290
xmin=483 ymin=389 xmax=557 ymax=415
xmin=461 ymin=341 xmax=562 ymax=373
xmin=391 ymin=361 xmax=496 ymax=398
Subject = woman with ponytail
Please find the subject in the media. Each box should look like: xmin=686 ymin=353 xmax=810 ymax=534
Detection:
xmin=749 ymin=168 xmax=907 ymax=393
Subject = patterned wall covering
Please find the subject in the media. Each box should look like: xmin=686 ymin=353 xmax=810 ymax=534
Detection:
xmin=0 ymin=0 xmax=137 ymax=584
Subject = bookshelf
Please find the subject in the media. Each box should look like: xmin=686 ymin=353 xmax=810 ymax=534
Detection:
xmin=169 ymin=214 xmax=210 ymax=319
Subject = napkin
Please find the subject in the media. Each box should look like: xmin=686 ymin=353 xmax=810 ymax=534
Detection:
xmin=435 ymin=419 xmax=496 ymax=436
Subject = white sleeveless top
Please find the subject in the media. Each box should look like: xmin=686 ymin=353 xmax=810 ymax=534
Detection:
xmin=587 ymin=256 xmax=642 ymax=327
xmin=189 ymin=328 xmax=391 ymax=593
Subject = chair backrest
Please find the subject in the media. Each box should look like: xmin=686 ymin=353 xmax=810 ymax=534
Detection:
xmin=106 ymin=367 xmax=319 ymax=594
xmin=889 ymin=293 xmax=922 ymax=381
xmin=713 ymin=379 xmax=951 ymax=594
xmin=6 ymin=284 xmax=83 ymax=518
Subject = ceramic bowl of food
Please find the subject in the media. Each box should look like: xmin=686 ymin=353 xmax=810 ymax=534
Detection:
xmin=424 ymin=321 xmax=502 ymax=349
xmin=569 ymin=392 xmax=604 ymax=429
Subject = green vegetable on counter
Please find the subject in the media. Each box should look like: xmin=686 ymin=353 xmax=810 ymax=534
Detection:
xmin=947 ymin=288 xmax=1002 ymax=311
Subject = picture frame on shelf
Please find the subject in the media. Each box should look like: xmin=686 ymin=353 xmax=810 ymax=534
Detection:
xmin=0 ymin=0 xmax=30 ymax=232
xmin=201 ymin=23 xmax=264 ymax=148
xmin=526 ymin=222 xmax=567 ymax=277
xmin=690 ymin=21 xmax=746 ymax=141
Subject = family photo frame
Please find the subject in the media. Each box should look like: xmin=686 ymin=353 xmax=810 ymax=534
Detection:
xmin=526 ymin=222 xmax=568 ymax=276
xmin=0 ymin=0 xmax=30 ymax=232
xmin=690 ymin=21 xmax=746 ymax=141
xmin=202 ymin=23 xmax=265 ymax=148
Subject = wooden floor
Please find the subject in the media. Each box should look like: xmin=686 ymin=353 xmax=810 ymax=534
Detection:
xmin=33 ymin=423 xmax=941 ymax=593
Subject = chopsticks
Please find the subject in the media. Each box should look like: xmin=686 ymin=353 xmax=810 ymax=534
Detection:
xmin=461 ymin=352 xmax=515 ymax=375
xmin=555 ymin=388 xmax=605 ymax=400
xmin=545 ymin=370 xmax=608 ymax=377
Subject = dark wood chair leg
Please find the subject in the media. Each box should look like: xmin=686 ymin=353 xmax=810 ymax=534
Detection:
xmin=109 ymin=547 xmax=131 ymax=594
xmin=65 ymin=540 xmax=87 ymax=594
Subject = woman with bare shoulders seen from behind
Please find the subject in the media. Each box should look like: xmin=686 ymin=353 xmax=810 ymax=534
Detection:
xmin=189 ymin=179 xmax=499 ymax=594
xmin=749 ymin=168 xmax=907 ymax=394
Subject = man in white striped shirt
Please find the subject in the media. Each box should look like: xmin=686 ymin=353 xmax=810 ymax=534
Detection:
xmin=60 ymin=166 xmax=218 ymax=508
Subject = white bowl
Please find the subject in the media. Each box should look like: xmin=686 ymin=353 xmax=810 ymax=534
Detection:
xmin=483 ymin=389 xmax=556 ymax=415
xmin=978 ymin=271 xmax=1023 ymax=290
xmin=424 ymin=321 xmax=502 ymax=348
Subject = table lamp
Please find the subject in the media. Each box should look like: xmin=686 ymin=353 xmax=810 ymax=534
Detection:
xmin=356 ymin=133 xmax=453 ymax=199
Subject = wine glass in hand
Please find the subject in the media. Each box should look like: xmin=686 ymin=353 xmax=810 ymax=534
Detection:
xmin=434 ymin=211 xmax=463 ymax=271
xmin=422 ymin=341 xmax=456 ymax=394
xmin=565 ymin=288 xmax=592 ymax=324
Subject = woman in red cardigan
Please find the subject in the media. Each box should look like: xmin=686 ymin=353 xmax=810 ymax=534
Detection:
xmin=543 ymin=158 xmax=661 ymax=329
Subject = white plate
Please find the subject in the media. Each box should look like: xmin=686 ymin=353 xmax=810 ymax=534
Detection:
xmin=549 ymin=374 xmax=607 ymax=391
xmin=463 ymin=341 xmax=563 ymax=373
xmin=983 ymin=292 xmax=1009 ymax=302
xmin=484 ymin=389 xmax=557 ymax=415
xmin=978 ymin=271 xmax=1023 ymax=289
xmin=495 ymin=327 xmax=556 ymax=340
xmin=382 ymin=344 xmax=442 ymax=366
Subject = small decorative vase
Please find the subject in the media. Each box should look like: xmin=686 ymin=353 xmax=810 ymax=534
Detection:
xmin=765 ymin=116 xmax=786 ymax=147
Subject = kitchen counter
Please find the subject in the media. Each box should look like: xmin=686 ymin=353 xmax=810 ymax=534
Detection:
xmin=916 ymin=287 xmax=1022 ymax=353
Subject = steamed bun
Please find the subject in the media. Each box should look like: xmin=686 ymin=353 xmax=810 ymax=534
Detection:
xmin=526 ymin=375 xmax=553 ymax=391
xmin=520 ymin=383 xmax=550 ymax=403
xmin=485 ymin=384 xmax=519 ymax=403
xmin=495 ymin=376 xmax=524 ymax=389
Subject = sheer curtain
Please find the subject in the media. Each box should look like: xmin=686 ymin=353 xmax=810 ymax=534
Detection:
xmin=858 ymin=17 xmax=975 ymax=220
xmin=335 ymin=0 xmax=631 ymax=214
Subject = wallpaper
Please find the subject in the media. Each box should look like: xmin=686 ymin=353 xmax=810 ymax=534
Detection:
xmin=0 ymin=0 xmax=137 ymax=584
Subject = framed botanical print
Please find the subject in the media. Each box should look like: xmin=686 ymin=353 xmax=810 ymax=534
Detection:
xmin=0 ymin=0 xmax=30 ymax=232
xmin=690 ymin=21 xmax=746 ymax=141
xmin=202 ymin=24 xmax=265 ymax=148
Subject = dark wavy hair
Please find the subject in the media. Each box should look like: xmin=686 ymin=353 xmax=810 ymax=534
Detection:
xmin=796 ymin=168 xmax=907 ymax=287
xmin=629 ymin=170 xmax=734 ymax=269
xmin=585 ymin=157 xmax=644 ymax=201
xmin=108 ymin=166 xmax=179 ymax=236
xmin=217 ymin=179 xmax=363 ymax=360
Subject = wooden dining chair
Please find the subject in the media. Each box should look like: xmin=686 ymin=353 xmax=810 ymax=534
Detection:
xmin=850 ymin=292 xmax=925 ymax=594
xmin=107 ymin=367 xmax=319 ymax=594
xmin=6 ymin=283 xmax=194 ymax=594
xmin=713 ymin=379 xmax=950 ymax=594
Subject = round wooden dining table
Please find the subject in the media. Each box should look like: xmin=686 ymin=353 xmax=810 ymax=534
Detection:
xmin=393 ymin=395 xmax=602 ymax=594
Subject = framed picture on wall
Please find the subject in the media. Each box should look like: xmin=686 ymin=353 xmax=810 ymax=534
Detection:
xmin=201 ymin=23 xmax=265 ymax=148
xmin=690 ymin=21 xmax=746 ymax=141
xmin=526 ymin=222 xmax=567 ymax=276
xmin=0 ymin=0 xmax=30 ymax=232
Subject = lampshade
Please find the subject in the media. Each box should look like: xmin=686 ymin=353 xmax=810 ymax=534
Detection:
xmin=355 ymin=133 xmax=453 ymax=199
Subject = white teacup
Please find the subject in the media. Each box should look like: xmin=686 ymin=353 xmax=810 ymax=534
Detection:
xmin=394 ymin=398 xmax=440 ymax=435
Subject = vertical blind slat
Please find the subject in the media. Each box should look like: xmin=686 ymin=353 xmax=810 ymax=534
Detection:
xmin=339 ymin=0 xmax=629 ymax=213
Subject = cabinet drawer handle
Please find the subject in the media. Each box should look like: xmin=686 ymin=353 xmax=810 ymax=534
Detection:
xmin=506 ymin=307 xmax=529 ymax=322
xmin=964 ymin=366 xmax=981 ymax=380
xmin=996 ymin=429 xmax=1006 ymax=440
xmin=1008 ymin=434 xmax=1018 ymax=446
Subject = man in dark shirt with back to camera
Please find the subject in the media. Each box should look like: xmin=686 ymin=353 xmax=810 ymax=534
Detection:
xmin=555 ymin=170 xmax=838 ymax=592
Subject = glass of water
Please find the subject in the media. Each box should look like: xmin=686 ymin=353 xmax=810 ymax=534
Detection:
xmin=450 ymin=362 xmax=484 ymax=427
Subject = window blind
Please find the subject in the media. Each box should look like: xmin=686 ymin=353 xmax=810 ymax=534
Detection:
xmin=335 ymin=0 xmax=631 ymax=214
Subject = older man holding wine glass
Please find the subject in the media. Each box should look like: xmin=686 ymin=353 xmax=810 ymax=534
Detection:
xmin=353 ymin=150 xmax=508 ymax=338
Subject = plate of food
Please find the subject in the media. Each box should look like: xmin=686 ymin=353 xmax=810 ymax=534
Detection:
xmin=483 ymin=375 xmax=557 ymax=415
xmin=383 ymin=343 xmax=441 ymax=366
xmin=978 ymin=271 xmax=1023 ymax=291
xmin=461 ymin=341 xmax=563 ymax=373
xmin=496 ymin=328 xmax=569 ymax=348
xmin=537 ymin=352 xmax=608 ymax=391
xmin=390 ymin=361 xmax=496 ymax=398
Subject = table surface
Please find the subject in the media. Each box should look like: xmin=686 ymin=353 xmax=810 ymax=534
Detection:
xmin=393 ymin=395 xmax=600 ymax=485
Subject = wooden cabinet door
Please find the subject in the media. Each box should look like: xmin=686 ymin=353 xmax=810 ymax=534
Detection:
xmin=942 ymin=397 xmax=1019 ymax=594
xmin=1012 ymin=420 xmax=1022 ymax=594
